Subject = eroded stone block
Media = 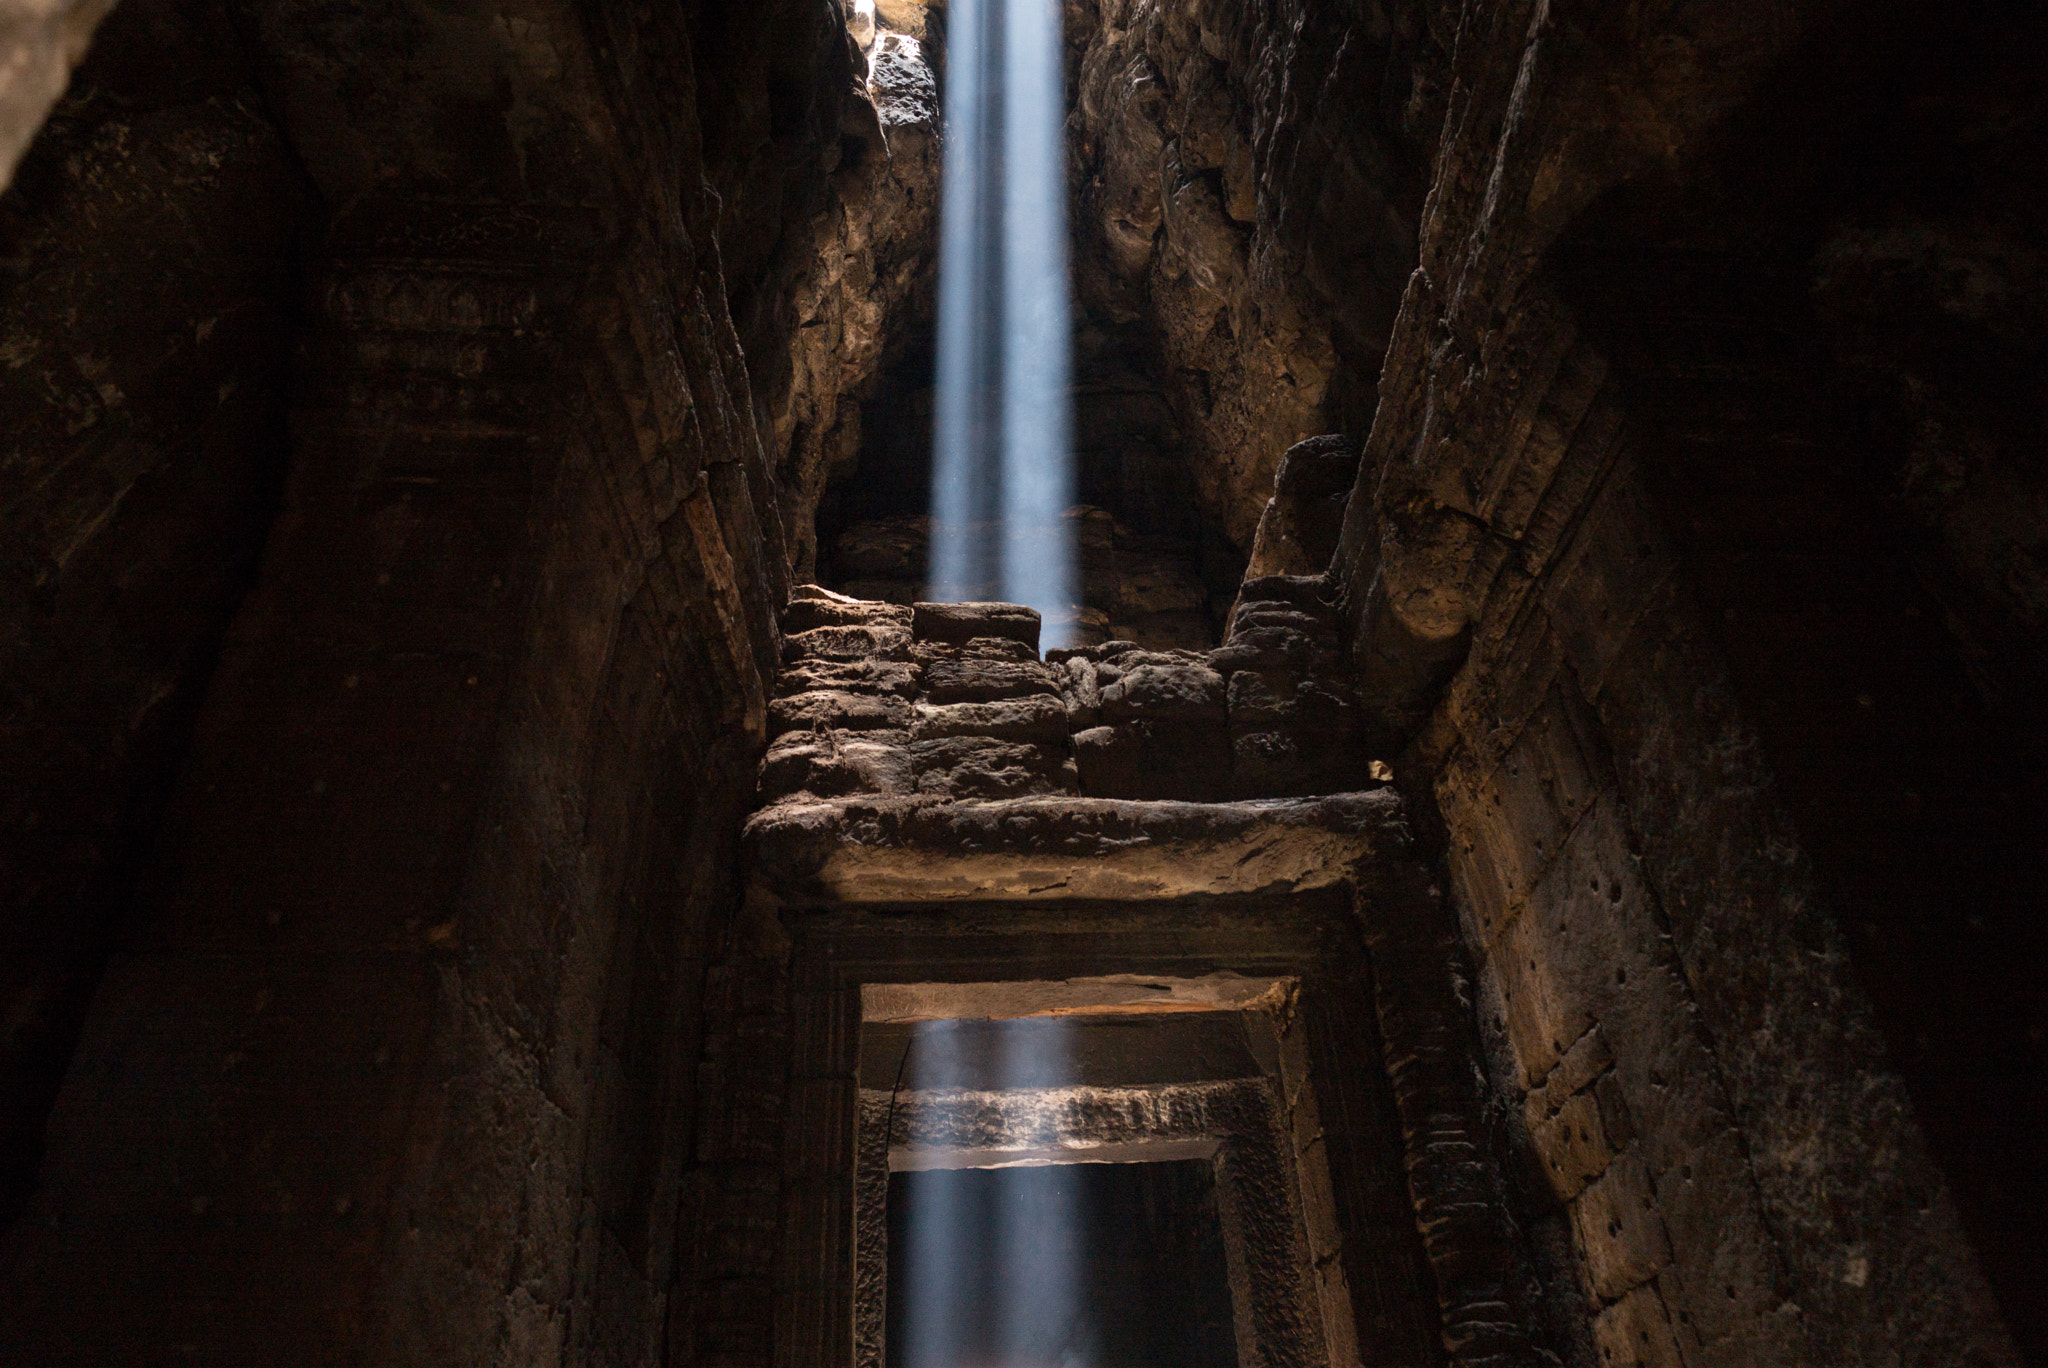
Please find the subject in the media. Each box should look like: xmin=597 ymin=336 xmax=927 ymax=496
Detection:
xmin=909 ymin=736 xmax=1071 ymax=798
xmin=911 ymin=601 xmax=1041 ymax=651
xmin=922 ymin=657 xmax=1062 ymax=703
xmin=1592 ymin=1280 xmax=1687 ymax=1368
xmin=767 ymin=690 xmax=912 ymax=736
xmin=1532 ymin=1087 xmax=1615 ymax=1204
xmin=775 ymin=658 xmax=921 ymax=698
xmin=910 ymin=635 xmax=1039 ymax=666
xmin=910 ymin=695 xmax=1069 ymax=745
xmin=1572 ymin=1150 xmax=1674 ymax=1299
xmin=757 ymin=729 xmax=913 ymax=801
xmin=1100 ymin=658 xmax=1227 ymax=727
xmin=781 ymin=592 xmax=914 ymax=634
xmin=781 ymin=623 xmax=912 ymax=663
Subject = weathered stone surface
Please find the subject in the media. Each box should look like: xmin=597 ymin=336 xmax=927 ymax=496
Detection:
xmin=1067 ymin=0 xmax=1425 ymax=554
xmin=921 ymin=657 xmax=1062 ymax=704
xmin=0 ymin=0 xmax=874 ymax=1354
xmin=910 ymin=695 xmax=1069 ymax=746
xmin=765 ymin=18 xmax=941 ymax=581
xmin=908 ymin=635 xmax=1039 ymax=666
xmin=758 ymin=729 xmax=915 ymax=801
xmin=1531 ymin=1088 xmax=1615 ymax=1205
xmin=1241 ymin=435 xmax=1363 ymax=581
xmin=744 ymin=789 xmax=1410 ymax=904
xmin=1572 ymin=1152 xmax=1674 ymax=1300
xmin=1073 ymin=719 xmax=1234 ymax=802
xmin=781 ymin=590 xmax=914 ymax=634
xmin=1209 ymin=625 xmax=1328 ymax=676
xmin=782 ymin=623 xmax=913 ymax=663
xmin=0 ymin=0 xmax=314 ymax=1231
xmin=911 ymin=601 xmax=1041 ymax=651
xmin=1099 ymin=657 xmax=1227 ymax=727
xmin=1057 ymin=656 xmax=1104 ymax=731
xmin=1592 ymin=1282 xmax=1687 ymax=1368
xmin=2 ymin=0 xmax=2043 ymax=1359
xmin=907 ymin=736 xmax=1071 ymax=799
xmin=767 ymin=690 xmax=912 ymax=736
xmin=775 ymin=658 xmax=921 ymax=698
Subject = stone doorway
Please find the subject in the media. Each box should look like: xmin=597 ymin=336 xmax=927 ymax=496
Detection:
xmin=856 ymin=988 xmax=1343 ymax=1368
xmin=673 ymin=592 xmax=1545 ymax=1368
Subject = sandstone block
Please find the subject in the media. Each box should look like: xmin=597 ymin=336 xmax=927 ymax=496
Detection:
xmin=1229 ymin=604 xmax=1332 ymax=638
xmin=912 ymin=601 xmax=1041 ymax=651
xmin=1650 ymin=1127 xmax=1784 ymax=1351
xmin=1099 ymin=659 xmax=1226 ymax=727
xmin=781 ymin=590 xmax=914 ymax=634
xmin=1527 ymin=1025 xmax=1614 ymax=1117
xmin=1532 ymin=1087 xmax=1615 ymax=1204
xmin=1240 ymin=436 xmax=1362 ymax=582
xmin=910 ymin=695 xmax=1069 ymax=745
xmin=909 ymin=736 xmax=1071 ymax=798
xmin=1592 ymin=1281 xmax=1687 ymax=1368
xmin=1208 ymin=625 xmax=1321 ymax=675
xmin=1060 ymin=639 xmax=1142 ymax=663
xmin=1073 ymin=719 xmax=1231 ymax=801
xmin=1058 ymin=656 xmax=1102 ymax=730
xmin=1235 ymin=574 xmax=1333 ymax=610
xmin=781 ymin=623 xmax=911 ymax=663
xmin=1227 ymin=668 xmax=1356 ymax=735
xmin=1485 ymin=907 xmax=1596 ymax=1088
xmin=1572 ymin=1150 xmax=1673 ymax=1299
xmin=775 ymin=659 xmax=921 ymax=698
xmin=757 ymin=730 xmax=913 ymax=802
xmin=910 ymin=635 xmax=1039 ymax=666
xmin=767 ymin=690 xmax=912 ymax=736
xmin=743 ymin=790 xmax=1408 ymax=905
xmin=922 ymin=657 xmax=1062 ymax=703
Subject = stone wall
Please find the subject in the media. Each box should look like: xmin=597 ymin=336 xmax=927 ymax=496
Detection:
xmin=755 ymin=583 xmax=1371 ymax=807
xmin=1331 ymin=0 xmax=2034 ymax=1362
xmin=1066 ymin=0 xmax=1435 ymax=554
xmin=0 ymin=0 xmax=310 ymax=1228
xmin=0 ymin=0 xmax=871 ymax=1359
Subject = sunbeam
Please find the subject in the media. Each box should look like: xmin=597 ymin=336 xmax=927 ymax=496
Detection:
xmin=929 ymin=0 xmax=1076 ymax=641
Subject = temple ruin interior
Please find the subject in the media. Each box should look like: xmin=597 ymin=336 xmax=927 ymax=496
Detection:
xmin=0 ymin=0 xmax=2044 ymax=1362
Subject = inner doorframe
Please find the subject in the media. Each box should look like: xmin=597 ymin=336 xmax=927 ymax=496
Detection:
xmin=769 ymin=891 xmax=1446 ymax=1368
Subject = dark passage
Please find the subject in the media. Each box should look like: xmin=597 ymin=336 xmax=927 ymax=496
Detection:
xmin=886 ymin=1160 xmax=1237 ymax=1368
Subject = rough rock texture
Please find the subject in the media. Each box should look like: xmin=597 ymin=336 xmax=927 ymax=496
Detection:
xmin=755 ymin=19 xmax=942 ymax=580
xmin=755 ymin=584 xmax=1378 ymax=809
xmin=1066 ymin=0 xmax=1436 ymax=554
xmin=747 ymin=789 xmax=1407 ymax=904
xmin=0 ymin=0 xmax=310 ymax=1229
xmin=1239 ymin=433 xmax=1363 ymax=582
xmin=1329 ymin=1 xmax=2039 ymax=1362
xmin=0 ymin=0 xmax=877 ymax=1359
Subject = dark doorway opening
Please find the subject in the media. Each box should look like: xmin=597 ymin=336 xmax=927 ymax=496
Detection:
xmin=885 ymin=1159 xmax=1238 ymax=1368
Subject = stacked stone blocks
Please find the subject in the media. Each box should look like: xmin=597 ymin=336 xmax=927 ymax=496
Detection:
xmin=759 ymin=577 xmax=1374 ymax=808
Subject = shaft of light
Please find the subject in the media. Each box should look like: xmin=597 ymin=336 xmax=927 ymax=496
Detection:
xmin=930 ymin=0 xmax=1076 ymax=639
xmin=897 ymin=1022 xmax=971 ymax=1368
xmin=996 ymin=1017 xmax=1084 ymax=1368
xmin=894 ymin=1016 xmax=1084 ymax=1368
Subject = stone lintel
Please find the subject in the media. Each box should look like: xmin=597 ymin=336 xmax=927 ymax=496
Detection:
xmin=744 ymin=789 xmax=1409 ymax=904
